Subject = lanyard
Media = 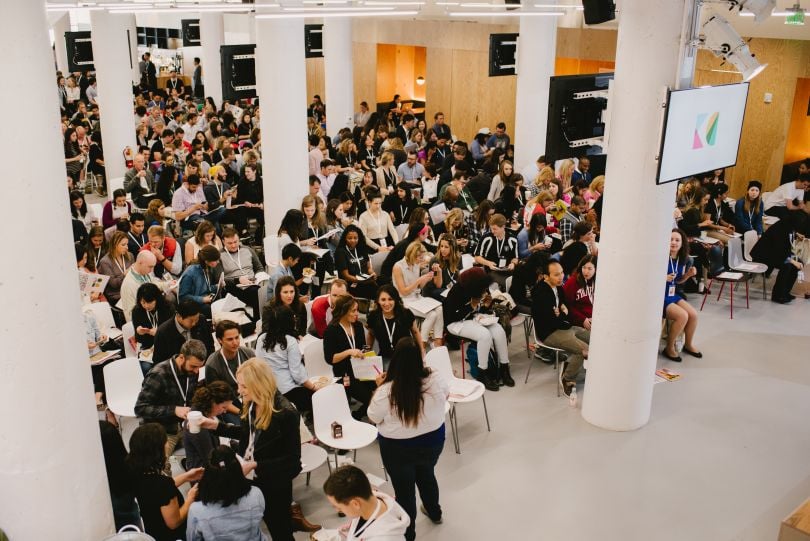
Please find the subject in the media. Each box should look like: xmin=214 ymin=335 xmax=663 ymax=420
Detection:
xmin=366 ymin=148 xmax=375 ymax=162
xmin=215 ymin=182 xmax=223 ymax=198
xmin=382 ymin=316 xmax=396 ymax=345
xmin=372 ymin=211 xmax=384 ymax=236
xmin=384 ymin=168 xmax=396 ymax=186
xmin=347 ymin=247 xmax=362 ymax=273
xmin=128 ymin=232 xmax=144 ymax=248
xmin=225 ymin=249 xmax=242 ymax=271
xmin=203 ymin=267 xmax=212 ymax=290
xmin=93 ymin=249 xmax=102 ymax=269
xmin=146 ymin=310 xmax=158 ymax=329
xmin=223 ymin=350 xmax=244 ymax=383
xmin=551 ymin=286 xmax=559 ymax=308
xmin=341 ymin=323 xmax=356 ymax=350
xmin=436 ymin=148 xmax=446 ymax=160
xmin=400 ymin=205 xmax=408 ymax=221
xmin=352 ymin=498 xmax=383 ymax=537
xmin=133 ymin=270 xmax=152 ymax=284
xmin=713 ymin=200 xmax=722 ymax=224
xmin=114 ymin=256 xmax=127 ymax=276
xmin=495 ymin=236 xmax=505 ymax=258
xmin=169 ymin=358 xmax=190 ymax=405
xmin=669 ymin=258 xmax=678 ymax=283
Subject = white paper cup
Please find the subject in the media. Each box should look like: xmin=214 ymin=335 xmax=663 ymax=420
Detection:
xmin=187 ymin=411 xmax=203 ymax=434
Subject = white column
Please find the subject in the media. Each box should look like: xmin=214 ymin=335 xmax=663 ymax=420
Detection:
xmin=200 ymin=13 xmax=225 ymax=106
xmin=52 ymin=11 xmax=70 ymax=74
xmin=323 ymin=19 xmax=355 ymax=136
xmin=581 ymin=0 xmax=686 ymax=431
xmin=0 ymin=1 xmax=114 ymax=539
xmin=255 ymin=17 xmax=309 ymax=234
xmin=91 ymin=10 xmax=137 ymax=192
xmin=513 ymin=11 xmax=557 ymax=171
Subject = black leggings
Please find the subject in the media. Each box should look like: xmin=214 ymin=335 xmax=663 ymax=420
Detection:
xmin=256 ymin=478 xmax=294 ymax=541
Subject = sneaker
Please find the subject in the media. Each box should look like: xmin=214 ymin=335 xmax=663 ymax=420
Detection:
xmin=420 ymin=504 xmax=443 ymax=525
xmin=475 ymin=371 xmax=500 ymax=392
xmin=561 ymin=379 xmax=575 ymax=398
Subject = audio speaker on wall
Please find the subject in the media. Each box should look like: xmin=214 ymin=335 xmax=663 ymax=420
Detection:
xmin=221 ymin=44 xmax=257 ymax=102
xmin=65 ymin=31 xmax=94 ymax=72
xmin=581 ymin=0 xmax=616 ymax=25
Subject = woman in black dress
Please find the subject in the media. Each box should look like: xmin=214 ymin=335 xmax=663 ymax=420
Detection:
xmin=366 ymin=284 xmax=424 ymax=366
xmin=333 ymin=224 xmax=379 ymax=299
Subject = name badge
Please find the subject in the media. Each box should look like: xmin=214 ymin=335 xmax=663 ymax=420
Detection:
xmin=499 ymin=258 xmax=507 ymax=268
xmin=668 ymin=285 xmax=676 ymax=297
xmin=379 ymin=239 xmax=387 ymax=247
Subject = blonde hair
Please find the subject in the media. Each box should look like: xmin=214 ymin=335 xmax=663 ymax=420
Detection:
xmin=534 ymin=166 xmax=554 ymax=187
xmin=528 ymin=190 xmax=553 ymax=207
xmin=444 ymin=208 xmax=464 ymax=232
xmin=559 ymin=159 xmax=575 ymax=191
xmin=589 ymin=175 xmax=605 ymax=195
xmin=237 ymin=358 xmax=279 ymax=430
xmin=380 ymin=151 xmax=394 ymax=167
xmin=404 ymin=240 xmax=425 ymax=265
xmin=302 ymin=194 xmax=325 ymax=229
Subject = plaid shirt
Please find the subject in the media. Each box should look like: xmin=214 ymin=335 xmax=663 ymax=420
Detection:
xmin=558 ymin=211 xmax=582 ymax=245
xmin=134 ymin=357 xmax=198 ymax=432
xmin=465 ymin=214 xmax=490 ymax=254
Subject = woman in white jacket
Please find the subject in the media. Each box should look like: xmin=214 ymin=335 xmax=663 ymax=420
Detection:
xmin=324 ymin=465 xmax=410 ymax=541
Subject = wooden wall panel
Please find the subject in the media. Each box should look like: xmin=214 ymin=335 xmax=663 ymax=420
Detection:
xmin=376 ymin=44 xmax=397 ymax=103
xmin=305 ymin=57 xmax=325 ymax=103
xmin=784 ymin=78 xmax=810 ymax=164
xmin=353 ymin=41 xmax=377 ymax=107
xmin=425 ymin=47 xmax=453 ymax=127
xmin=413 ymin=46 xmax=426 ymax=102
xmin=694 ymin=39 xmax=810 ymax=196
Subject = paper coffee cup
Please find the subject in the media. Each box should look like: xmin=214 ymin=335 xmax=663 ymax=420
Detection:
xmin=187 ymin=411 xmax=203 ymax=434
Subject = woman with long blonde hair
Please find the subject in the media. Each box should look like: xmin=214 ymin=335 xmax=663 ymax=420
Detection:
xmin=558 ymin=159 xmax=576 ymax=193
xmin=201 ymin=357 xmax=302 ymax=541
xmin=529 ymin=165 xmax=555 ymax=198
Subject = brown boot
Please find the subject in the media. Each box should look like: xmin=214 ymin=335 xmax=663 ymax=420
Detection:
xmin=291 ymin=502 xmax=321 ymax=533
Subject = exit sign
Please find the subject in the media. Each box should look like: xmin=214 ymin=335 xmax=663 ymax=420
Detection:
xmin=785 ymin=11 xmax=805 ymax=25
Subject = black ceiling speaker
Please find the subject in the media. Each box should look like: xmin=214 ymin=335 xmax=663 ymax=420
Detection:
xmin=581 ymin=0 xmax=616 ymax=25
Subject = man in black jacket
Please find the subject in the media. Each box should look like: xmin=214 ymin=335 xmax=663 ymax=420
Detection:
xmin=135 ymin=339 xmax=207 ymax=455
xmin=531 ymin=260 xmax=590 ymax=397
xmin=152 ymin=300 xmax=214 ymax=364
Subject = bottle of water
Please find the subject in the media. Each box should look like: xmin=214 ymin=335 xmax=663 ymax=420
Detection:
xmin=569 ymin=387 xmax=578 ymax=407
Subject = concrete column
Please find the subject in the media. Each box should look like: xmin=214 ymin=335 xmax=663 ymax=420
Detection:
xmin=581 ymin=0 xmax=687 ymax=431
xmin=255 ymin=17 xmax=309 ymax=234
xmin=90 ymin=10 xmax=137 ymax=192
xmin=0 ymin=1 xmax=114 ymax=539
xmin=323 ymin=19 xmax=355 ymax=136
xmin=52 ymin=11 xmax=70 ymax=75
xmin=200 ymin=13 xmax=225 ymax=106
xmin=513 ymin=11 xmax=557 ymax=171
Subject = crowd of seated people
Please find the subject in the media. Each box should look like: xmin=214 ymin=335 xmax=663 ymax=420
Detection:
xmin=63 ymin=72 xmax=810 ymax=540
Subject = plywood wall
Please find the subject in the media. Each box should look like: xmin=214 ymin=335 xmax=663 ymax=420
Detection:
xmin=305 ymin=57 xmax=325 ymax=104
xmin=784 ymin=78 xmax=810 ymax=165
xmin=694 ymin=39 xmax=810 ymax=197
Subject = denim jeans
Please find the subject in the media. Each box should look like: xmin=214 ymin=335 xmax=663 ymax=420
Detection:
xmin=378 ymin=436 xmax=444 ymax=541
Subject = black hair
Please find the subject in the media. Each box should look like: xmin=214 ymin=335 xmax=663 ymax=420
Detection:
xmin=70 ymin=190 xmax=87 ymax=218
xmin=323 ymin=465 xmax=373 ymax=503
xmin=261 ymin=304 xmax=298 ymax=351
xmin=372 ymin=284 xmax=406 ymax=320
xmin=186 ymin=174 xmax=201 ymax=186
xmin=197 ymin=445 xmax=252 ymax=507
xmin=278 ymin=209 xmax=306 ymax=242
xmin=177 ymin=299 xmax=202 ymax=318
xmin=112 ymin=188 xmax=126 ymax=200
xmin=190 ymin=381 xmax=234 ymax=417
xmin=99 ymin=420 xmax=132 ymax=496
xmin=126 ymin=423 xmax=167 ymax=475
xmin=281 ymin=243 xmax=302 ymax=261
xmin=214 ymin=319 xmax=240 ymax=340
xmin=572 ymin=221 xmax=593 ymax=241
xmin=385 ymin=337 xmax=429 ymax=427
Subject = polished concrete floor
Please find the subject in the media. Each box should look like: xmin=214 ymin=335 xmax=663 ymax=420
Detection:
xmin=292 ymin=292 xmax=810 ymax=541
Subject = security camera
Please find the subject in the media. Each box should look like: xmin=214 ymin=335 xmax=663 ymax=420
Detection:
xmin=701 ymin=14 xmax=767 ymax=81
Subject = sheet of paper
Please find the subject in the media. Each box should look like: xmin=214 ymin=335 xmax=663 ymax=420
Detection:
xmin=317 ymin=229 xmax=341 ymax=242
xmin=89 ymin=349 xmax=121 ymax=366
xmin=449 ymin=378 xmax=481 ymax=398
xmin=350 ymin=354 xmax=383 ymax=381
xmin=303 ymin=246 xmax=329 ymax=258
xmin=428 ymin=203 xmax=448 ymax=226
xmin=404 ymin=296 xmax=442 ymax=314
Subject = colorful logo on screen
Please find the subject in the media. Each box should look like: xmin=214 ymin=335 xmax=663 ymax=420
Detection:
xmin=693 ymin=112 xmax=719 ymax=149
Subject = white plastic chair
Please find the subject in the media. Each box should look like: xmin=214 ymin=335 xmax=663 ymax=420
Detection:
xmin=425 ymin=346 xmax=490 ymax=454
xmin=312 ymin=384 xmax=378 ymax=468
xmin=88 ymin=203 xmax=103 ymax=225
xmin=370 ymin=251 xmax=388 ymax=276
xmin=728 ymin=236 xmax=768 ymax=300
xmin=300 ymin=443 xmax=329 ymax=485
xmin=395 ymin=223 xmax=409 ymax=239
xmin=743 ymin=230 xmax=769 ymax=297
xmin=302 ymin=338 xmax=332 ymax=378
xmin=461 ymin=253 xmax=475 ymax=270
xmin=525 ymin=327 xmax=566 ymax=396
xmin=122 ymin=322 xmax=138 ymax=358
xmin=86 ymin=301 xmax=123 ymax=339
xmin=263 ymin=236 xmax=280 ymax=268
xmin=104 ymin=358 xmax=143 ymax=418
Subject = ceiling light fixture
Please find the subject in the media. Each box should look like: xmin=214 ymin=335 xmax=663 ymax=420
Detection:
xmin=282 ymin=5 xmax=393 ymax=10
xmin=449 ymin=9 xmax=563 ymax=15
xmin=256 ymin=9 xmax=417 ymax=18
